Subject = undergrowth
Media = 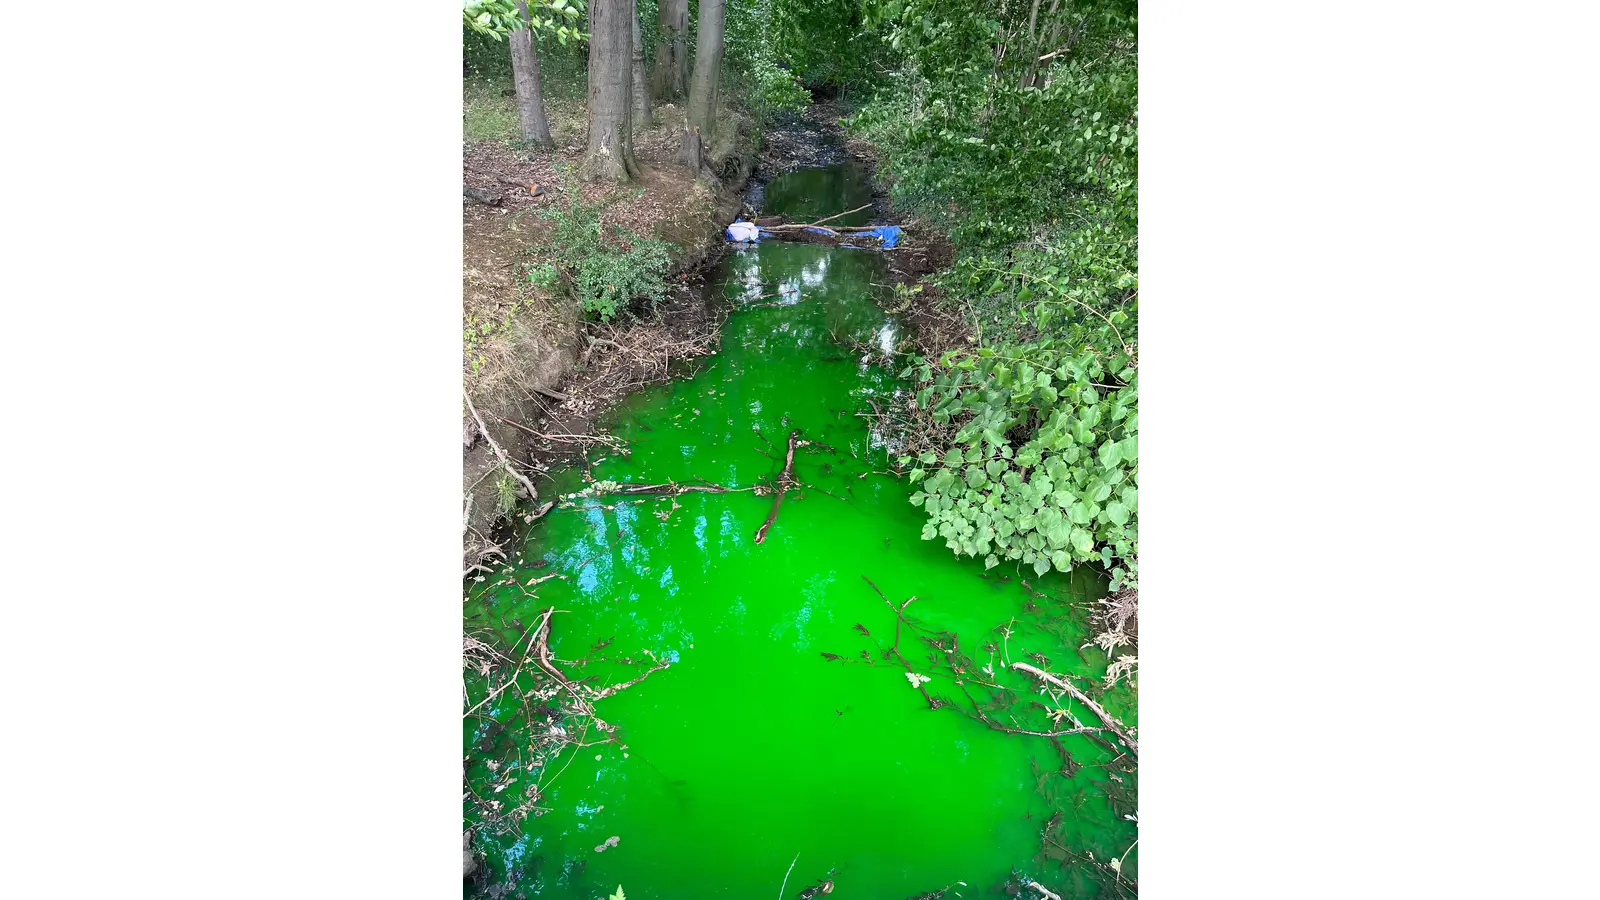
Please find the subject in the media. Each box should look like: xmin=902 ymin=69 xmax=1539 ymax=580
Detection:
xmin=539 ymin=190 xmax=673 ymax=321
xmin=849 ymin=0 xmax=1139 ymax=590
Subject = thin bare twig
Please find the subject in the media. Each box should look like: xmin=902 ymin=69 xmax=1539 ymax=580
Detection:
xmin=778 ymin=852 xmax=800 ymax=900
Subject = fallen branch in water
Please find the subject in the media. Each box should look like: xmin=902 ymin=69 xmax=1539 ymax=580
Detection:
xmin=1011 ymin=661 xmax=1138 ymax=759
xmin=607 ymin=482 xmax=741 ymax=496
xmin=589 ymin=652 xmax=672 ymax=700
xmin=754 ymin=430 xmax=802 ymax=544
xmin=529 ymin=607 xmax=580 ymax=701
xmin=843 ymin=578 xmax=1125 ymax=766
xmin=808 ymin=203 xmax=872 ymax=227
xmin=860 ymin=576 xmax=936 ymax=706
xmin=463 ymin=600 xmax=673 ymax=839
xmin=462 ymin=606 xmax=555 ymax=719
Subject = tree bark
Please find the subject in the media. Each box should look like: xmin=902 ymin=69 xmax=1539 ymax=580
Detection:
xmin=630 ymin=1 xmax=653 ymax=127
xmin=583 ymin=0 xmax=641 ymax=182
xmin=679 ymin=0 xmax=725 ymax=172
xmin=651 ymin=0 xmax=688 ymax=101
xmin=509 ymin=1 xmax=555 ymax=150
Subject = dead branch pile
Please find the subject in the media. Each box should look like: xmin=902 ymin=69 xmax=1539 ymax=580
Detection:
xmin=558 ymin=304 xmax=725 ymax=420
xmin=462 ymin=607 xmax=671 ymax=837
xmin=823 ymin=576 xmax=1140 ymax=769
xmin=1088 ymin=588 xmax=1138 ymax=688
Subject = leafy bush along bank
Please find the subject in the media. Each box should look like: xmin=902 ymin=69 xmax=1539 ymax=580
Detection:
xmin=851 ymin=0 xmax=1139 ymax=586
xmin=535 ymin=190 xmax=673 ymax=321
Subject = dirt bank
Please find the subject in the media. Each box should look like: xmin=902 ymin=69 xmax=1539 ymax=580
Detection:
xmin=463 ymin=105 xmax=755 ymax=569
xmin=461 ymin=99 xmax=958 ymax=572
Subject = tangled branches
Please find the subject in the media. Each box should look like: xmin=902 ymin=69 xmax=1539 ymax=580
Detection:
xmin=841 ymin=578 xmax=1129 ymax=758
xmin=559 ymin=304 xmax=726 ymax=419
xmin=827 ymin=577 xmax=1139 ymax=892
xmin=462 ymin=609 xmax=672 ymax=837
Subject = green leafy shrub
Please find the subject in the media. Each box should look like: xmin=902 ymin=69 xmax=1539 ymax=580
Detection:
xmin=540 ymin=193 xmax=672 ymax=321
xmin=900 ymin=253 xmax=1137 ymax=588
xmin=840 ymin=0 xmax=1138 ymax=585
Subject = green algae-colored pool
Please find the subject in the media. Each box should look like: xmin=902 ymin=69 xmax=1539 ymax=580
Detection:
xmin=465 ymin=166 xmax=1137 ymax=899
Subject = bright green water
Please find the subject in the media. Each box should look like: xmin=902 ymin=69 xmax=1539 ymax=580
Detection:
xmin=466 ymin=165 xmax=1137 ymax=899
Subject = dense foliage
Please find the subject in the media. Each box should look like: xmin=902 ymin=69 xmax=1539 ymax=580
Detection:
xmin=848 ymin=0 xmax=1139 ymax=585
xmin=722 ymin=0 xmax=812 ymax=120
xmin=768 ymin=0 xmax=877 ymax=93
xmin=463 ymin=0 xmax=586 ymax=44
xmin=852 ymin=0 xmax=1137 ymax=244
xmin=902 ymin=285 xmax=1138 ymax=588
xmin=538 ymin=191 xmax=673 ymax=321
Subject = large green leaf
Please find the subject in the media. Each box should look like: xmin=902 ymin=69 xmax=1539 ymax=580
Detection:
xmin=1105 ymin=501 xmax=1129 ymax=526
xmin=1070 ymin=527 xmax=1094 ymax=555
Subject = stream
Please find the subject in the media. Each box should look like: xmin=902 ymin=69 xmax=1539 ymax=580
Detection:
xmin=465 ymin=164 xmax=1137 ymax=899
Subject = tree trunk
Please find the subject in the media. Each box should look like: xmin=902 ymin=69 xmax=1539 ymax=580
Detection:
xmin=630 ymin=1 xmax=652 ymax=127
xmin=680 ymin=0 xmax=725 ymax=172
xmin=583 ymin=0 xmax=641 ymax=182
xmin=652 ymin=0 xmax=688 ymax=101
xmin=509 ymin=1 xmax=555 ymax=150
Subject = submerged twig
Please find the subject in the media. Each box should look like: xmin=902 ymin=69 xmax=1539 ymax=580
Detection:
xmin=1011 ymin=661 xmax=1138 ymax=758
xmin=777 ymin=852 xmax=799 ymax=900
xmin=753 ymin=430 xmax=802 ymax=544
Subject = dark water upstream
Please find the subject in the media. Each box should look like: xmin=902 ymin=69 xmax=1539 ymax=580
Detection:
xmin=466 ymin=165 xmax=1137 ymax=899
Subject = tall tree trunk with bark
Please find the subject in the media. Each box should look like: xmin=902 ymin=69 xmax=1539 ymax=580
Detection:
xmin=679 ymin=0 xmax=725 ymax=173
xmin=509 ymin=1 xmax=555 ymax=149
xmin=583 ymin=0 xmax=641 ymax=182
xmin=630 ymin=2 xmax=652 ymax=127
xmin=652 ymin=0 xmax=688 ymax=101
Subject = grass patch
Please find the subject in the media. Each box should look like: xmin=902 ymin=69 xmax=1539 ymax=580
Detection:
xmin=464 ymin=79 xmax=520 ymax=143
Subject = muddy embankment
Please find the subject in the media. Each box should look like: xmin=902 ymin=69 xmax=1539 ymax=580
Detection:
xmin=463 ymin=116 xmax=757 ymax=568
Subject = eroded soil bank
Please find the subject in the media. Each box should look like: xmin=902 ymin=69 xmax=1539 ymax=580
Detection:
xmin=463 ymin=105 xmax=757 ymax=564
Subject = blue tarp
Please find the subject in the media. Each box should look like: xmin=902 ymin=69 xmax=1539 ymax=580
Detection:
xmin=865 ymin=225 xmax=902 ymax=249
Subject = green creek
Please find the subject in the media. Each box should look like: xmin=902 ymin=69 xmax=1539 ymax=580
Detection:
xmin=465 ymin=165 xmax=1137 ymax=899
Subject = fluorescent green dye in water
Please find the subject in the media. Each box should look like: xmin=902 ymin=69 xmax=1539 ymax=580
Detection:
xmin=466 ymin=167 xmax=1137 ymax=899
